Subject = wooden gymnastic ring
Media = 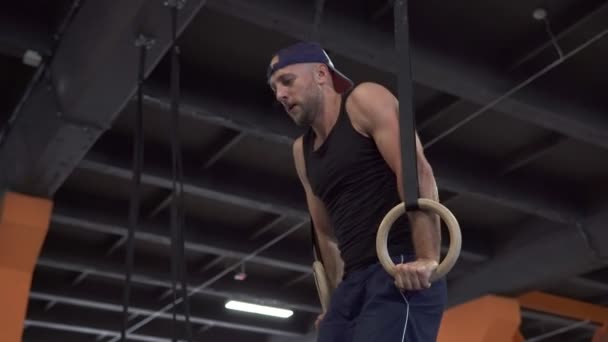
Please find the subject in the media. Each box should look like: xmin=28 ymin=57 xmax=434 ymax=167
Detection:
xmin=376 ymin=198 xmax=461 ymax=282
xmin=312 ymin=260 xmax=331 ymax=312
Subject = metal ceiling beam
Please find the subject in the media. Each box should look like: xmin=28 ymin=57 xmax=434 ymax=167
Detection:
xmin=52 ymin=204 xmax=312 ymax=273
xmin=447 ymin=205 xmax=608 ymax=306
xmin=419 ymin=4 xmax=608 ymax=151
xmin=420 ymin=2 xmax=608 ymax=150
xmin=53 ymin=200 xmax=487 ymax=277
xmin=117 ymin=88 xmax=607 ymax=313
xmin=76 ymin=145 xmax=608 ymax=310
xmin=509 ymin=1 xmax=608 ymax=70
xmin=48 ymin=209 xmax=608 ymax=331
xmin=54 ymin=198 xmax=493 ymax=286
xmin=28 ymin=291 xmax=303 ymax=337
xmin=36 ymin=253 xmax=319 ymax=314
xmin=77 ymin=148 xmax=504 ymax=263
xmin=497 ymin=133 xmax=566 ymax=175
xmin=25 ymin=320 xmax=180 ymax=342
xmin=521 ymin=310 xmax=599 ymax=333
xmin=80 ymin=150 xmax=309 ymax=220
xmin=206 ymin=0 xmax=608 ymax=150
xmin=0 ymin=0 xmax=207 ymax=196
xmin=142 ymin=85 xmax=583 ymax=225
xmin=188 ymin=0 xmax=608 ymax=307
xmin=430 ymin=132 xmax=567 ymax=206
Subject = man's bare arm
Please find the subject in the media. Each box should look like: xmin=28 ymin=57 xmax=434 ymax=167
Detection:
xmin=292 ymin=137 xmax=344 ymax=289
xmin=346 ymin=82 xmax=441 ymax=263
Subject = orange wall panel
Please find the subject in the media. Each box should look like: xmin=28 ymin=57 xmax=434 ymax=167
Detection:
xmin=437 ymin=295 xmax=521 ymax=342
xmin=0 ymin=192 xmax=52 ymax=342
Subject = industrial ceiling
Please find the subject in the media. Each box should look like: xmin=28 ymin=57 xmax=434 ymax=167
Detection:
xmin=1 ymin=0 xmax=607 ymax=341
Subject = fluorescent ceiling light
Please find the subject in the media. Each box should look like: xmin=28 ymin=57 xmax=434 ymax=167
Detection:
xmin=225 ymin=300 xmax=294 ymax=318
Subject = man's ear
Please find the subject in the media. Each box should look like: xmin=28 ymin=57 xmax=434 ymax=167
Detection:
xmin=314 ymin=64 xmax=330 ymax=84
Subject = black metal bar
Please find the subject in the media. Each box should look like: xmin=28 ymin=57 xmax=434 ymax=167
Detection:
xmin=109 ymin=220 xmax=309 ymax=341
xmin=498 ymin=133 xmax=566 ymax=175
xmin=310 ymin=0 xmax=325 ymax=41
xmin=36 ymin=254 xmax=320 ymax=314
xmin=510 ymin=1 xmax=608 ymax=69
xmin=202 ymin=132 xmax=244 ymax=169
xmin=423 ymin=28 xmax=608 ymax=149
xmin=525 ymin=320 xmax=591 ymax=342
xmin=25 ymin=320 xmax=173 ymax=342
xmin=28 ymin=291 xmax=305 ymax=337
xmin=0 ymin=0 xmax=206 ymax=197
xmin=122 ymin=33 xmax=152 ymax=342
xmin=207 ymin=0 xmax=608 ymax=150
xmin=80 ymin=126 xmax=583 ymax=224
xmin=249 ymin=214 xmax=286 ymax=240
xmin=52 ymin=206 xmax=313 ymax=272
xmin=394 ymin=0 xmax=419 ymax=209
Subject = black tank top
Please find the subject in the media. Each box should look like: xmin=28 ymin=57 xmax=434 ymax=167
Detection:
xmin=303 ymin=92 xmax=413 ymax=276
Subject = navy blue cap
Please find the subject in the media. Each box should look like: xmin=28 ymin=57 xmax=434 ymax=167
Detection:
xmin=267 ymin=42 xmax=353 ymax=94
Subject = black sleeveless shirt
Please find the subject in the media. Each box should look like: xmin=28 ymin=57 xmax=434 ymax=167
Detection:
xmin=303 ymin=92 xmax=413 ymax=276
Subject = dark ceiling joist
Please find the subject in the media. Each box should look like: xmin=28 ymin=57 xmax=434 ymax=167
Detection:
xmin=52 ymin=205 xmax=312 ymax=273
xmin=38 ymin=239 xmax=607 ymax=334
xmin=25 ymin=319 xmax=175 ymax=342
xmin=447 ymin=206 xmax=608 ymax=306
xmin=0 ymin=0 xmax=207 ymax=196
xmin=53 ymin=200 xmax=489 ymax=276
xmin=80 ymin=151 xmax=309 ymax=220
xmin=206 ymin=0 xmax=608 ymax=150
xmin=56 ymin=199 xmax=491 ymax=297
xmin=425 ymin=2 xmax=608 ymax=150
xmin=29 ymin=291 xmax=303 ymax=337
xmin=122 ymin=88 xmax=607 ymax=313
xmin=509 ymin=1 xmax=608 ymax=70
xmin=521 ymin=310 xmax=598 ymax=334
xmin=143 ymin=86 xmax=583 ymax=225
xmin=80 ymin=148 xmax=540 ymax=263
xmin=36 ymin=253 xmax=319 ymax=314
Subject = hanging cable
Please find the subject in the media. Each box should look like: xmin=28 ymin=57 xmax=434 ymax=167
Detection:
xmin=310 ymin=0 xmax=326 ymax=42
xmin=122 ymin=33 xmax=155 ymax=342
xmin=308 ymin=0 xmax=327 ymax=267
xmin=166 ymin=0 xmax=193 ymax=340
xmin=532 ymin=8 xmax=564 ymax=59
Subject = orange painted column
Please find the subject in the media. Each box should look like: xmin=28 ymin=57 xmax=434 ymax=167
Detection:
xmin=518 ymin=291 xmax=608 ymax=324
xmin=592 ymin=324 xmax=608 ymax=342
xmin=437 ymin=295 xmax=522 ymax=342
xmin=0 ymin=192 xmax=53 ymax=342
xmin=513 ymin=331 xmax=525 ymax=342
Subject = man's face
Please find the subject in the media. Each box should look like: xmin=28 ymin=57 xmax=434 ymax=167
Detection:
xmin=268 ymin=58 xmax=323 ymax=126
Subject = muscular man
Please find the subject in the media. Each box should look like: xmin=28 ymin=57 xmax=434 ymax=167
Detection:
xmin=267 ymin=42 xmax=447 ymax=342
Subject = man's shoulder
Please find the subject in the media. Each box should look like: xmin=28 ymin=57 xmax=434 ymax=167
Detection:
xmin=345 ymin=82 xmax=393 ymax=112
xmin=345 ymin=82 xmax=395 ymax=131
xmin=346 ymin=82 xmax=391 ymax=101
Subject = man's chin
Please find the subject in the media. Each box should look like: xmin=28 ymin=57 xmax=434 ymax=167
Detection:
xmin=294 ymin=117 xmax=312 ymax=126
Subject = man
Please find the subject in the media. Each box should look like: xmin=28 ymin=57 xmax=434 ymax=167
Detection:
xmin=267 ymin=41 xmax=447 ymax=342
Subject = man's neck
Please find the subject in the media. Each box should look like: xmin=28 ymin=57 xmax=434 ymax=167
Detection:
xmin=311 ymin=91 xmax=342 ymax=141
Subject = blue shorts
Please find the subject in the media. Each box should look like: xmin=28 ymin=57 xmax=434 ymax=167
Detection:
xmin=317 ymin=254 xmax=447 ymax=342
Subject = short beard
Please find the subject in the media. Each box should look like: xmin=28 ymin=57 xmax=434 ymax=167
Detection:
xmin=296 ymin=88 xmax=323 ymax=126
